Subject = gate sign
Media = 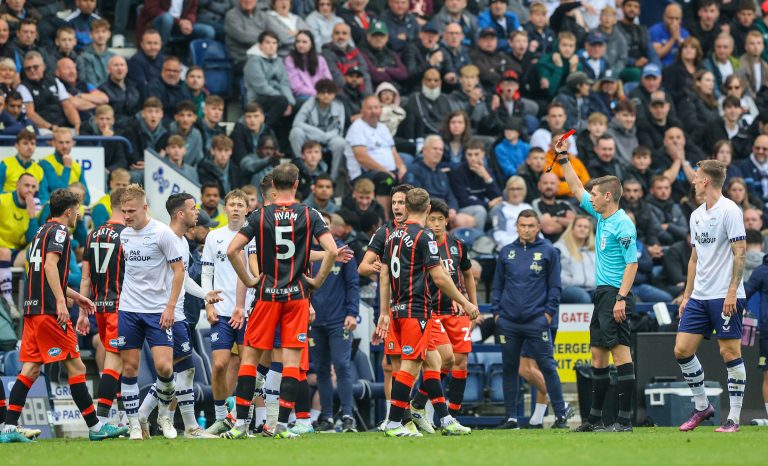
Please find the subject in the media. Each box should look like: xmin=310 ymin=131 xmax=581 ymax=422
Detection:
xmin=555 ymin=304 xmax=594 ymax=383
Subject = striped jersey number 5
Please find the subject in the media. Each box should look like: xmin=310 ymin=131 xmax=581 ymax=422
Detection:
xmin=391 ymin=245 xmax=400 ymax=278
xmin=90 ymin=242 xmax=116 ymax=273
xmin=29 ymin=238 xmax=43 ymax=272
xmin=276 ymin=226 xmax=296 ymax=260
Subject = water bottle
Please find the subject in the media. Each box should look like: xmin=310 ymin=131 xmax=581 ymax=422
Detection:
xmin=197 ymin=411 xmax=207 ymax=429
xmin=750 ymin=419 xmax=768 ymax=426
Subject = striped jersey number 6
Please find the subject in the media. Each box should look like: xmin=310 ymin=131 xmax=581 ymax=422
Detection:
xmin=276 ymin=226 xmax=296 ymax=260
xmin=391 ymin=245 xmax=400 ymax=279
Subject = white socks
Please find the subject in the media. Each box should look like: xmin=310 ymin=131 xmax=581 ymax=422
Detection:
xmin=678 ymin=355 xmax=709 ymax=411
xmin=175 ymin=368 xmax=197 ymax=430
xmin=726 ymin=358 xmax=746 ymax=423
xmin=530 ymin=403 xmax=548 ymax=425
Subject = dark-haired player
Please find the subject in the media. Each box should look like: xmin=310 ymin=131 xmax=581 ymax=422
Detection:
xmin=2 ymin=189 xmax=127 ymax=441
xmin=222 ymin=163 xmax=338 ymax=439
xmin=410 ymin=198 xmax=477 ymax=433
xmin=377 ymin=188 xmax=478 ymax=437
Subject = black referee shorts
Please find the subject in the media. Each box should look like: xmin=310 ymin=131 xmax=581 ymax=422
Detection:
xmin=590 ymin=286 xmax=633 ymax=349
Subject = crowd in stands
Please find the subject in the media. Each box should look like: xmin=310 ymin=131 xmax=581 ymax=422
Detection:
xmin=4 ymin=0 xmax=768 ymax=329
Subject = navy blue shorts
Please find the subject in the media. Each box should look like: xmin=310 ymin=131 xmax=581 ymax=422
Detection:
xmin=679 ymin=298 xmax=745 ymax=339
xmin=521 ymin=328 xmax=557 ymax=358
xmin=210 ymin=316 xmax=245 ymax=351
xmin=117 ymin=311 xmax=173 ymax=350
xmin=173 ymin=321 xmax=193 ymax=359
xmin=759 ymin=337 xmax=767 ymax=371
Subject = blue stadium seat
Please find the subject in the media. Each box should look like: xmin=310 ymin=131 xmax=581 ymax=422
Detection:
xmin=189 ymin=350 xmax=213 ymax=402
xmin=189 ymin=39 xmax=233 ymax=97
xmin=452 ymin=228 xmax=485 ymax=249
xmin=193 ymin=327 xmax=214 ymax=382
xmin=475 ymin=351 xmax=502 ymax=378
xmin=2 ymin=349 xmax=20 ymax=376
xmin=463 ymin=363 xmax=485 ymax=405
xmin=488 ymin=362 xmax=504 ymax=403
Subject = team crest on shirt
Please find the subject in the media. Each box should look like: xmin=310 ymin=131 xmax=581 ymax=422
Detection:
xmin=709 ymin=217 xmax=717 ymax=228
xmin=55 ymin=229 xmax=66 ymax=243
xmin=530 ymin=261 xmax=542 ymax=274
xmin=181 ymin=342 xmax=191 ymax=353
xmin=600 ymin=236 xmax=607 ymax=250
xmin=450 ymin=246 xmax=458 ymax=255
xmin=428 ymin=241 xmax=438 ymax=254
xmin=216 ymin=250 xmax=227 ymax=262
xmin=619 ymin=237 xmax=632 ymax=250
xmin=507 ymin=250 xmax=515 ymax=260
xmin=387 ymin=341 xmax=394 ymax=350
xmin=533 ymin=252 xmax=542 ymax=261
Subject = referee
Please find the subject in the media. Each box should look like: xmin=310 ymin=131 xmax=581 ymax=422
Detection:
xmin=556 ymin=138 xmax=639 ymax=432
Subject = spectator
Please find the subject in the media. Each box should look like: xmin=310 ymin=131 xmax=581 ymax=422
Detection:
xmin=241 ymin=184 xmax=259 ymax=210
xmin=738 ymin=134 xmax=768 ymax=204
xmin=628 ymin=63 xmax=664 ymax=121
xmin=244 ymin=31 xmax=295 ymax=128
xmin=322 ymin=22 xmax=373 ymax=94
xmin=712 ymin=139 xmax=744 ymax=184
xmin=718 ymin=74 xmax=759 ymax=125
xmin=730 ymin=0 xmax=758 ymax=57
xmin=623 ymin=145 xmax=654 ymax=194
xmin=477 ymin=0 xmax=520 ymax=55
xmin=185 ymin=66 xmax=207 ymax=117
xmin=360 ymin=20 xmax=407 ymax=90
xmin=304 ymin=173 xmax=339 ymax=212
xmin=440 ymin=109 xmax=471 ymax=168
xmin=400 ymin=69 xmax=451 ymax=145
xmin=199 ymin=181 xmax=227 ymax=228
xmin=90 ymin=167 xmax=130 ymax=229
xmin=240 ymin=133 xmax=282 ymax=187
xmin=335 ymin=0 xmax=375 ymax=46
xmin=10 ymin=19 xmax=51 ymax=73
xmin=579 ymin=31 xmax=609 ymax=81
xmin=587 ymin=135 xmax=624 ymax=179
xmin=744 ymin=229 xmax=765 ymax=281
xmin=616 ymin=0 xmax=655 ymax=82
xmin=99 ymin=55 xmax=141 ymax=131
xmin=646 ymin=175 xmax=688 ymax=246
xmin=680 ymin=184 xmax=705 ymax=222
xmin=704 ymin=32 xmax=740 ymax=96
xmin=679 ymin=69 xmax=720 ymax=144
xmin=198 ymin=135 xmax=240 ymax=194
xmin=305 ymin=0 xmax=344 ymax=49
xmin=620 ymin=178 xmax=661 ymax=247
xmin=0 ymin=129 xmax=46 ymax=199
xmin=0 ymin=173 xmax=39 ymax=305
xmin=440 ymin=22 xmax=471 ymax=89
xmin=225 ymin=0 xmax=267 ymax=68
xmin=65 ymin=0 xmax=101 ymax=50
xmin=230 ymin=102 xmax=274 ymax=167
xmin=587 ymin=70 xmax=621 ymax=118
xmin=126 ymin=29 xmax=165 ymax=87
xmin=446 ymin=64 xmax=495 ymax=136
xmin=545 ymin=132 xmax=590 ymax=197
xmin=344 ymin=95 xmax=406 ymax=213
xmin=0 ymin=0 xmax=42 ymax=37
xmin=55 ymin=56 xmax=109 ymax=117
xmin=537 ymin=31 xmax=581 ymax=98
xmin=448 ymin=137 xmax=503 ymax=229
xmin=196 ymin=0 xmax=230 ymax=40
xmin=164 ymin=134 xmax=199 ymax=183
xmin=491 ymin=174 xmax=532 ymax=247
xmin=744 ymin=207 xmax=768 ymax=250
xmin=341 ymin=177 xmax=386 ymax=222
xmin=169 ymin=100 xmax=204 ymax=168
xmin=653 ymin=127 xmax=702 ymax=200
xmin=517 ymin=147 xmax=545 ymax=203
xmin=631 ymin=233 xmax=673 ymax=303
xmin=146 ymin=56 xmax=193 ymax=119
xmin=492 ymin=117 xmax=529 ymax=180
xmin=122 ymin=97 xmax=170 ymax=181
xmin=605 ymin=99 xmax=639 ymax=166
xmin=0 ymin=58 xmax=15 ymax=97
xmin=284 ymin=30 xmax=333 ymax=100
xmin=470 ymin=27 xmax=517 ymax=94
xmin=17 ymin=51 xmax=80 ymax=132
xmin=667 ymin=38 xmax=706 ymax=107
xmin=378 ymin=0 xmax=419 ymax=53
xmin=493 ymin=70 xmax=538 ymax=138
xmin=336 ymin=65 xmax=366 ymax=123
xmin=554 ymin=215 xmax=596 ymax=304
xmin=50 ymin=26 xmax=79 ymax=64
xmin=636 ymin=90 xmax=681 ymax=153
xmin=576 ymin=111 xmax=607 ymax=166
xmin=523 ymin=1 xmax=555 ymax=59
xmin=660 ymin=233 xmax=692 ymax=297
xmin=505 ymin=30 xmax=536 ymax=94
xmin=137 ymin=0 xmax=215 ymax=51
xmin=289 ymin=79 xmax=345 ymax=176
xmin=265 ymin=0 xmax=309 ymax=57
xmin=531 ymin=102 xmax=578 ymax=155
xmin=0 ymin=91 xmax=32 ymax=134
xmin=39 ymin=127 xmax=90 ymax=204
xmin=650 ymin=2 xmax=689 ymax=67
xmin=739 ymin=30 xmax=768 ymax=97
xmin=703 ymin=95 xmax=754 ymax=159
xmin=531 ymin=172 xmax=574 ymax=243
xmin=595 ymin=6 xmax=627 ymax=77
xmin=554 ymin=71 xmax=592 ymax=134
xmin=548 ymin=1 xmax=588 ymax=45
xmin=197 ymin=95 xmax=227 ymax=153
xmin=294 ymin=140 xmax=328 ymax=200
xmin=79 ymin=104 xmax=128 ymax=172
xmin=75 ymin=18 xmax=114 ymax=87
xmin=726 ymin=176 xmax=763 ymax=211
xmin=376 ymin=82 xmax=406 ymax=142
xmin=433 ymin=0 xmax=478 ymax=46
xmin=402 ymin=21 xmax=450 ymax=93
xmin=685 ymin=0 xmax=724 ymax=57
xmin=0 ymin=19 xmax=10 ymax=61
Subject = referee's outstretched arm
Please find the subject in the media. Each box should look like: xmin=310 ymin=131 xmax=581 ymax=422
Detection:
xmin=553 ymin=139 xmax=584 ymax=199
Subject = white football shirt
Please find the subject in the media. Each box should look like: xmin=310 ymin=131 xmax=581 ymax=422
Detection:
xmin=119 ymin=219 xmax=183 ymax=314
xmin=690 ymin=196 xmax=746 ymax=300
xmin=202 ymin=226 xmax=241 ymax=317
xmin=173 ymin=234 xmax=190 ymax=322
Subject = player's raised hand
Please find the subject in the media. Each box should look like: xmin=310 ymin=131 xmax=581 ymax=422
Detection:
xmin=55 ymin=299 xmax=69 ymax=326
xmin=76 ymin=312 xmax=90 ymax=336
xmin=336 ymin=245 xmax=354 ymax=263
xmin=160 ymin=306 xmax=174 ymax=330
xmin=229 ymin=306 xmax=245 ymax=330
xmin=205 ymin=290 xmax=224 ymax=305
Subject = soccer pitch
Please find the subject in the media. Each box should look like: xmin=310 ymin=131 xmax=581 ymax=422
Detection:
xmin=3 ymin=428 xmax=768 ymax=466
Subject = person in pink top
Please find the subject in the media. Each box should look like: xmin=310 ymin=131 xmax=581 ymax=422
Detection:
xmin=284 ymin=30 xmax=333 ymax=101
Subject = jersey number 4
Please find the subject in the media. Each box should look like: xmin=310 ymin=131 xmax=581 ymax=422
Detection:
xmin=90 ymin=243 xmax=116 ymax=274
xmin=29 ymin=238 xmax=43 ymax=272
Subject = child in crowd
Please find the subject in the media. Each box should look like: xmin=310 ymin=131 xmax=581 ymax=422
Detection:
xmin=165 ymin=134 xmax=199 ymax=183
xmin=537 ymin=31 xmax=582 ymax=98
xmin=198 ymin=95 xmax=227 ymax=152
xmin=170 ymin=100 xmax=204 ymax=167
xmin=341 ymin=177 xmax=386 ymax=223
xmin=576 ymin=111 xmax=608 ymax=165
xmin=524 ymin=2 xmax=555 ymax=58
xmin=376 ymin=82 xmax=406 ymax=138
xmin=624 ymin=145 xmax=654 ymax=194
xmin=186 ymin=66 xmax=208 ymax=117
xmin=493 ymin=118 xmax=530 ymax=180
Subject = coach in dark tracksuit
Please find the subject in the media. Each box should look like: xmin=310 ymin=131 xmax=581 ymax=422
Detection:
xmin=310 ymin=239 xmax=361 ymax=431
xmin=491 ymin=209 xmax=568 ymax=428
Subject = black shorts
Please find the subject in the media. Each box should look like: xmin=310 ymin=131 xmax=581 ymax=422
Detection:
xmin=590 ymin=286 xmax=633 ymax=349
xmin=359 ymin=171 xmax=396 ymax=196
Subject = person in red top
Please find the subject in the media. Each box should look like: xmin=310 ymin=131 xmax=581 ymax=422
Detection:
xmin=78 ymin=188 xmax=127 ymax=426
xmin=376 ymin=188 xmax=478 ymax=437
xmin=223 ymin=163 xmax=338 ymax=439
xmin=2 ymin=189 xmax=127 ymax=441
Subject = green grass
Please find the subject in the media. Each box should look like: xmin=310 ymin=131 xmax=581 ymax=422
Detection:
xmin=3 ymin=428 xmax=768 ymax=466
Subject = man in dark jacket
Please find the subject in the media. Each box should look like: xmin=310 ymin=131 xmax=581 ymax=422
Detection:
xmin=469 ymin=28 xmax=517 ymax=94
xmin=136 ymin=0 xmax=215 ymax=51
xmin=310 ymin=213 xmax=360 ymax=433
xmin=448 ymin=138 xmax=503 ymax=229
xmin=403 ymin=136 xmax=459 ymax=220
xmin=127 ymin=29 xmax=165 ymax=87
xmin=197 ymin=135 xmax=241 ymax=194
xmin=743 ymin=253 xmax=768 ymax=419
xmin=146 ymin=56 xmax=193 ymax=120
xmin=120 ymin=97 xmax=170 ymax=182
xmin=491 ymin=209 xmax=570 ymax=429
xmin=645 ymin=175 xmax=688 ymax=246
xmin=359 ymin=20 xmax=408 ymax=90
xmin=619 ymin=178 xmax=660 ymax=246
xmin=322 ymin=23 xmax=373 ymax=95
xmin=99 ymin=55 xmax=141 ymax=131
xmin=377 ymin=0 xmax=419 ymax=52
xmin=402 ymin=21 xmax=451 ymax=93
xmin=739 ymin=134 xmax=768 ymax=205
xmin=400 ymin=69 xmax=452 ymax=142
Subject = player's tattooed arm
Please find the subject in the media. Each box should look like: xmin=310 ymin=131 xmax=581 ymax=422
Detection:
xmin=725 ymin=239 xmax=746 ymax=317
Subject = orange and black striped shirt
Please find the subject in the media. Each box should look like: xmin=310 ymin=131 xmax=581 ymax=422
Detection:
xmin=24 ymin=222 xmax=71 ymax=315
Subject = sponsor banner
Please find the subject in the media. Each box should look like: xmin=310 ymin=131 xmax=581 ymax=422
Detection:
xmin=144 ymin=150 xmax=201 ymax=223
xmin=0 ymin=147 xmax=106 ymax=197
xmin=555 ymin=305 xmax=594 ymax=383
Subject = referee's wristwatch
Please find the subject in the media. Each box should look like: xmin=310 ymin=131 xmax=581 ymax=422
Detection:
xmin=615 ymin=293 xmax=627 ymax=302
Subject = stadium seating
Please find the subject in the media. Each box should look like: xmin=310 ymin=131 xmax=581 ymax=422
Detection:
xmin=189 ymin=39 xmax=234 ymax=98
xmin=1 ymin=349 xmax=20 ymax=376
xmin=463 ymin=363 xmax=485 ymax=406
